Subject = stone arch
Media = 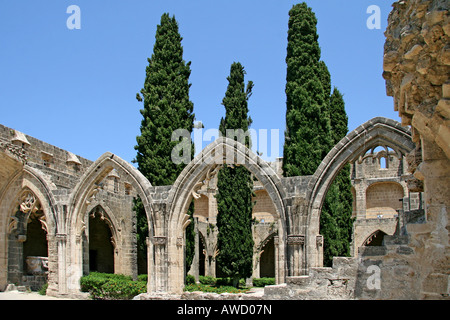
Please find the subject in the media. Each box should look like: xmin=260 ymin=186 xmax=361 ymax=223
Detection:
xmin=306 ymin=117 xmax=414 ymax=268
xmin=254 ymin=231 xmax=277 ymax=278
xmin=86 ymin=204 xmax=118 ymax=274
xmin=2 ymin=166 xmax=58 ymax=291
xmin=362 ymin=230 xmax=388 ymax=247
xmin=165 ymin=137 xmax=288 ymax=293
xmin=65 ymin=152 xmax=154 ymax=293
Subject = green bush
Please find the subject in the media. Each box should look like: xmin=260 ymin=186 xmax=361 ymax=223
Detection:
xmin=252 ymin=277 xmax=275 ymax=287
xmin=38 ymin=283 xmax=48 ymax=295
xmin=185 ymin=274 xmax=196 ymax=285
xmin=80 ymin=272 xmax=146 ymax=300
xmin=137 ymin=274 xmax=148 ymax=283
xmin=185 ymin=283 xmax=248 ymax=294
xmin=187 ymin=276 xmax=249 ymax=294
xmin=199 ymin=275 xmax=216 ymax=286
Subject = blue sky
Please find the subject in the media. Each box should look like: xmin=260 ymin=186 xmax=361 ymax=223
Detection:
xmin=0 ymin=1 xmax=397 ymax=164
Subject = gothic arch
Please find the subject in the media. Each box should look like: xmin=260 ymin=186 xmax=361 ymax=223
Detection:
xmin=362 ymin=230 xmax=388 ymax=247
xmin=0 ymin=165 xmax=58 ymax=291
xmin=68 ymin=152 xmax=154 ymax=231
xmin=85 ymin=203 xmax=121 ymax=253
xmin=306 ymin=117 xmax=414 ymax=268
xmin=65 ymin=152 xmax=154 ymax=293
xmin=166 ymin=137 xmax=288 ymax=293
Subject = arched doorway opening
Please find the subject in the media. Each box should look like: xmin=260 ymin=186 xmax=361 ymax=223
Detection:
xmin=87 ymin=206 xmax=114 ymax=274
xmin=8 ymin=190 xmax=48 ymax=291
xmin=166 ymin=137 xmax=287 ymax=293
xmin=363 ymin=230 xmax=387 ymax=247
xmin=259 ymin=237 xmax=275 ymax=278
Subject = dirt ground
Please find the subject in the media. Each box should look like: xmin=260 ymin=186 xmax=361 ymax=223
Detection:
xmin=0 ymin=290 xmax=80 ymax=300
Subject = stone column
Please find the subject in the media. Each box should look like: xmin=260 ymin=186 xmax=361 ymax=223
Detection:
xmin=148 ymin=236 xmax=167 ymax=293
xmin=55 ymin=233 xmax=67 ymax=295
xmin=316 ymin=235 xmax=324 ymax=267
xmin=287 ymin=235 xmax=305 ymax=276
xmin=273 ymin=236 xmax=280 ymax=283
xmin=188 ymin=219 xmax=199 ymax=281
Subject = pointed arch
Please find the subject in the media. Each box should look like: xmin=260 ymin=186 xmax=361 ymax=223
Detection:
xmin=68 ymin=152 xmax=154 ymax=235
xmin=306 ymin=117 xmax=414 ymax=268
xmin=65 ymin=152 xmax=154 ymax=293
xmin=362 ymin=230 xmax=388 ymax=247
xmin=165 ymin=137 xmax=288 ymax=293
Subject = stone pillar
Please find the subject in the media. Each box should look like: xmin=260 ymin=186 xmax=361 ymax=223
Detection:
xmin=287 ymin=235 xmax=305 ymax=276
xmin=188 ymin=219 xmax=199 ymax=281
xmin=316 ymin=235 xmax=324 ymax=267
xmin=148 ymin=236 xmax=167 ymax=293
xmin=353 ymin=179 xmax=367 ymax=219
xmin=54 ymin=233 xmax=67 ymax=295
xmin=273 ymin=236 xmax=280 ymax=283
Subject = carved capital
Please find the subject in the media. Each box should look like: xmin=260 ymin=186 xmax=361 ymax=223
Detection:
xmin=56 ymin=233 xmax=67 ymax=241
xmin=287 ymin=235 xmax=305 ymax=245
xmin=152 ymin=236 xmax=167 ymax=246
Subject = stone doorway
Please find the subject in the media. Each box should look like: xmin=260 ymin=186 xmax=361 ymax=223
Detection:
xmin=88 ymin=207 xmax=114 ymax=274
xmin=7 ymin=190 xmax=48 ymax=290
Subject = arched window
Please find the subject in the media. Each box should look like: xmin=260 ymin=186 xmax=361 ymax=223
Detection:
xmin=363 ymin=230 xmax=387 ymax=246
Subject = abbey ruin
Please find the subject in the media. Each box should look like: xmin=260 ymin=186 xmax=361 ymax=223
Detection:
xmin=0 ymin=0 xmax=448 ymax=299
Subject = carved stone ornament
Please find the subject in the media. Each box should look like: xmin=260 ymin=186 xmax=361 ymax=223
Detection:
xmin=0 ymin=139 xmax=27 ymax=163
xmin=287 ymin=235 xmax=305 ymax=245
xmin=152 ymin=236 xmax=167 ymax=246
xmin=176 ymin=237 xmax=184 ymax=247
xmin=20 ymin=191 xmax=40 ymax=214
xmin=191 ymin=165 xmax=222 ymax=199
xmin=316 ymin=235 xmax=323 ymax=247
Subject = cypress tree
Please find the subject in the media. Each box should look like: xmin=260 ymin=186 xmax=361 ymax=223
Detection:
xmin=135 ymin=13 xmax=195 ymax=186
xmin=282 ymin=3 xmax=332 ymax=177
xmin=215 ymin=62 xmax=254 ymax=287
xmin=134 ymin=13 xmax=195 ymax=274
xmin=320 ymin=88 xmax=354 ymax=266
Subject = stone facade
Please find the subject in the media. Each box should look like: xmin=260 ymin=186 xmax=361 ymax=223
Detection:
xmin=0 ymin=1 xmax=447 ymax=300
xmin=0 ymin=115 xmax=418 ymax=298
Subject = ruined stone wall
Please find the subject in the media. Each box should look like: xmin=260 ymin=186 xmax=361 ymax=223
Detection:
xmin=0 ymin=123 xmax=139 ymax=293
xmin=379 ymin=0 xmax=449 ymax=299
xmin=383 ymin=0 xmax=449 ymax=156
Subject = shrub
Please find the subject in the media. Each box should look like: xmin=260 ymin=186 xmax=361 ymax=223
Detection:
xmin=199 ymin=275 xmax=216 ymax=286
xmin=252 ymin=277 xmax=275 ymax=287
xmin=185 ymin=274 xmax=196 ymax=285
xmin=80 ymin=272 xmax=146 ymax=300
xmin=137 ymin=274 xmax=148 ymax=283
xmin=38 ymin=283 xmax=48 ymax=295
xmin=184 ymin=283 xmax=248 ymax=294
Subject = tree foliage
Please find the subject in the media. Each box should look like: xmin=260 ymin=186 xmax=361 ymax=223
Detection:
xmin=282 ymin=3 xmax=332 ymax=177
xmin=135 ymin=13 xmax=195 ymax=186
xmin=281 ymin=3 xmax=354 ymax=267
xmin=320 ymin=88 xmax=354 ymax=266
xmin=215 ymin=62 xmax=254 ymax=286
xmin=133 ymin=13 xmax=195 ymax=273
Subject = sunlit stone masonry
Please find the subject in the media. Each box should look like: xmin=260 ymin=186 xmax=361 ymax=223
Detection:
xmin=0 ymin=0 xmax=448 ymax=300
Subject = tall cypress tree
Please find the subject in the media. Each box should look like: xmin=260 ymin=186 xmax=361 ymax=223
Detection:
xmin=320 ymin=88 xmax=354 ymax=266
xmin=215 ymin=62 xmax=254 ymax=287
xmin=134 ymin=13 xmax=195 ymax=274
xmin=282 ymin=3 xmax=332 ymax=177
xmin=135 ymin=13 xmax=195 ymax=186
